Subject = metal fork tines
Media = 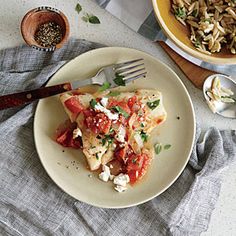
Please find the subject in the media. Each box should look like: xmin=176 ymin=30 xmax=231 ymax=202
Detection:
xmin=115 ymin=58 xmax=147 ymax=84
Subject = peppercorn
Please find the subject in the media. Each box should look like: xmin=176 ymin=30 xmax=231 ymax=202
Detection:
xmin=34 ymin=22 xmax=62 ymax=47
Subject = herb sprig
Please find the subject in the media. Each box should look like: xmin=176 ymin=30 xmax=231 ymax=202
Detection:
xmin=140 ymin=130 xmax=148 ymax=142
xmin=108 ymin=91 xmax=121 ymax=97
xmin=154 ymin=143 xmax=172 ymax=155
xmin=75 ymin=3 xmax=82 ymax=14
xmin=101 ymin=135 xmax=114 ymax=146
xmin=147 ymin=99 xmax=160 ymax=110
xmin=112 ymin=106 xmax=129 ymax=118
xmin=90 ymin=99 xmax=97 ymax=109
xmin=99 ymin=82 xmax=111 ymax=92
xmin=82 ymin=13 xmax=100 ymax=24
xmin=75 ymin=3 xmax=101 ymax=24
xmin=114 ymin=73 xmax=125 ymax=86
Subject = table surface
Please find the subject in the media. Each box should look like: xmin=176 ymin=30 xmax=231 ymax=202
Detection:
xmin=0 ymin=0 xmax=235 ymax=235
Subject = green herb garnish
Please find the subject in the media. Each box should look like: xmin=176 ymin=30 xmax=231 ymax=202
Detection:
xmin=112 ymin=106 xmax=129 ymax=118
xmin=203 ymin=18 xmax=211 ymax=23
xmin=155 ymin=143 xmax=162 ymax=155
xmin=194 ymin=39 xmax=201 ymax=48
xmin=164 ymin=144 xmax=172 ymax=150
xmin=175 ymin=7 xmax=186 ymax=19
xmin=101 ymin=135 xmax=114 ymax=146
xmin=141 ymin=123 xmax=145 ymax=128
xmin=109 ymin=127 xmax=114 ymax=133
xmin=140 ymin=130 xmax=148 ymax=142
xmin=132 ymin=159 xmax=137 ymax=164
xmin=192 ymin=9 xmax=198 ymax=17
xmin=147 ymin=99 xmax=160 ymax=110
xmin=88 ymin=15 xmax=100 ymax=24
xmin=99 ymin=82 xmax=111 ymax=92
xmin=75 ymin=3 xmax=82 ymax=14
xmin=108 ymin=91 xmax=121 ymax=97
xmin=95 ymin=153 xmax=99 ymax=160
xmin=82 ymin=13 xmax=100 ymax=24
xmin=114 ymin=73 xmax=125 ymax=86
xmin=90 ymin=99 xmax=97 ymax=109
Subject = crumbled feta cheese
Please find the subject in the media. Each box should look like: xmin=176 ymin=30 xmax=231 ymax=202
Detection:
xmin=113 ymin=173 xmax=130 ymax=187
xmin=94 ymin=103 xmax=118 ymax=120
xmin=100 ymin=97 xmax=108 ymax=107
xmin=73 ymin=127 xmax=82 ymax=139
xmin=115 ymin=126 xmax=126 ymax=143
xmin=114 ymin=185 xmax=127 ymax=193
xmin=99 ymin=165 xmax=111 ymax=182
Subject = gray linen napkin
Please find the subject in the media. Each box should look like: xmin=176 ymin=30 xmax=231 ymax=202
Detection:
xmin=95 ymin=0 xmax=236 ymax=77
xmin=0 ymin=39 xmax=235 ymax=236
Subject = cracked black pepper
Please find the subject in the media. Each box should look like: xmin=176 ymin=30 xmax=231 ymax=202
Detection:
xmin=34 ymin=22 xmax=62 ymax=47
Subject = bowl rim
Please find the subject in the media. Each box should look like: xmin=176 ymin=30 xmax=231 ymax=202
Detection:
xmin=152 ymin=0 xmax=236 ymax=65
xmin=20 ymin=6 xmax=70 ymax=50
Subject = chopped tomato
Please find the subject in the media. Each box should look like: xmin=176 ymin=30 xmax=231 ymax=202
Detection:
xmin=64 ymin=97 xmax=84 ymax=114
xmin=118 ymin=115 xmax=128 ymax=126
xmin=83 ymin=108 xmax=96 ymax=117
xmin=108 ymin=99 xmax=131 ymax=115
xmin=117 ymin=101 xmax=131 ymax=114
xmin=127 ymin=170 xmax=138 ymax=184
xmin=128 ymin=96 xmax=142 ymax=113
xmin=85 ymin=113 xmax=111 ymax=134
xmin=126 ymin=153 xmax=151 ymax=184
xmin=56 ymin=128 xmax=82 ymax=149
xmin=156 ymin=118 xmax=163 ymax=124
xmin=128 ymin=96 xmax=137 ymax=108
xmin=114 ymin=145 xmax=127 ymax=161
xmin=108 ymin=159 xmax=125 ymax=176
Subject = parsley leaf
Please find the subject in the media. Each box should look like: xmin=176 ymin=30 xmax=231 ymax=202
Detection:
xmin=108 ymin=91 xmax=121 ymax=97
xmin=192 ymin=9 xmax=198 ymax=17
xmin=82 ymin=16 xmax=88 ymax=22
xmin=89 ymin=15 xmax=100 ymax=24
xmin=112 ymin=106 xmax=129 ymax=118
xmin=114 ymin=73 xmax=125 ymax=86
xmin=95 ymin=153 xmax=99 ymax=160
xmin=154 ymin=143 xmax=162 ymax=155
xmin=174 ymin=7 xmax=186 ymax=19
xmin=140 ymin=130 xmax=148 ymax=142
xmin=147 ymin=99 xmax=160 ymax=110
xmin=90 ymin=99 xmax=97 ymax=109
xmin=75 ymin=3 xmax=82 ymax=14
xmin=99 ymin=82 xmax=111 ymax=92
xmin=164 ymin=144 xmax=172 ymax=150
xmin=102 ymin=135 xmax=113 ymax=146
xmin=82 ymin=13 xmax=101 ymax=24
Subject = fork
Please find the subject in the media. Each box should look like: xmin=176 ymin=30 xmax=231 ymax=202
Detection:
xmin=0 ymin=58 xmax=146 ymax=110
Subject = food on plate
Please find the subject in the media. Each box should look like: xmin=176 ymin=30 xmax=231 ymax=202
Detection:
xmin=55 ymin=88 xmax=167 ymax=192
xmin=171 ymin=0 xmax=236 ymax=54
xmin=206 ymin=76 xmax=235 ymax=113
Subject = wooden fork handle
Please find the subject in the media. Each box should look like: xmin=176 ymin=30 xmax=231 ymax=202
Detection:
xmin=0 ymin=82 xmax=72 ymax=110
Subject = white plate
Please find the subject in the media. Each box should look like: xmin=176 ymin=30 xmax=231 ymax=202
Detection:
xmin=34 ymin=47 xmax=195 ymax=208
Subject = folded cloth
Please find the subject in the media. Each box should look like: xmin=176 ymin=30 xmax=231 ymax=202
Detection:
xmin=0 ymin=39 xmax=235 ymax=236
xmin=95 ymin=0 xmax=236 ymax=76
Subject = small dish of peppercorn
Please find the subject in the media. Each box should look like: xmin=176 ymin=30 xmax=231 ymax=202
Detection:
xmin=21 ymin=6 xmax=70 ymax=52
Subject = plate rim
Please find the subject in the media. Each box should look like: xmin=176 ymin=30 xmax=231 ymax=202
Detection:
xmin=34 ymin=46 xmax=196 ymax=208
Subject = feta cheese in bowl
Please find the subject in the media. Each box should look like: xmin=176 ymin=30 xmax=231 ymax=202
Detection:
xmin=203 ymin=74 xmax=236 ymax=118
